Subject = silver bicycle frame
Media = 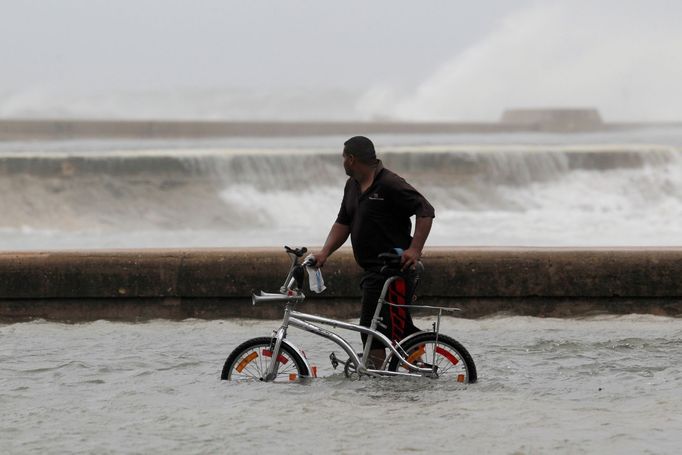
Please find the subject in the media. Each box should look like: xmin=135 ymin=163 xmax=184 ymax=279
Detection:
xmin=256 ymin=273 xmax=436 ymax=379
xmin=288 ymin=311 xmax=434 ymax=377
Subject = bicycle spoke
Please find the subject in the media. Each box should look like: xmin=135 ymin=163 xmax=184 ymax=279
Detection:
xmin=242 ymin=362 xmax=262 ymax=379
xmin=398 ymin=339 xmax=469 ymax=381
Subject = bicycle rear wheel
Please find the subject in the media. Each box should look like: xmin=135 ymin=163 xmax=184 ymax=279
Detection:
xmin=221 ymin=337 xmax=310 ymax=382
xmin=388 ymin=333 xmax=477 ymax=383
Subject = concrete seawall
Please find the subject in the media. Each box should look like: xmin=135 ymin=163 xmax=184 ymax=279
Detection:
xmin=2 ymin=247 xmax=682 ymax=322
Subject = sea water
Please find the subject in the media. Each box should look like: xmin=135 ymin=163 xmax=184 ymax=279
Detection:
xmin=2 ymin=315 xmax=681 ymax=454
xmin=1 ymin=128 xmax=682 ymax=250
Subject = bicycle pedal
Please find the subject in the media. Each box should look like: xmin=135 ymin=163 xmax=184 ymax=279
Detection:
xmin=329 ymin=352 xmax=340 ymax=369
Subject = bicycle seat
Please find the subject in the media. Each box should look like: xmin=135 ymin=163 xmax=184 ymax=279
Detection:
xmin=378 ymin=252 xmax=401 ymax=266
xmin=378 ymin=252 xmax=424 ymax=276
xmin=284 ymin=246 xmax=308 ymax=257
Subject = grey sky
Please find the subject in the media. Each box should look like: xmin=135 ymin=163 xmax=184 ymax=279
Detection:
xmin=0 ymin=0 xmax=528 ymax=91
xmin=1 ymin=0 xmax=681 ymax=121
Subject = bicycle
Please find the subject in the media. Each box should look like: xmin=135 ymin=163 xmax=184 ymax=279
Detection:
xmin=221 ymin=246 xmax=477 ymax=383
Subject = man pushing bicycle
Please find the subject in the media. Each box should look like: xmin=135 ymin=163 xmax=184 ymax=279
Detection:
xmin=313 ymin=136 xmax=435 ymax=367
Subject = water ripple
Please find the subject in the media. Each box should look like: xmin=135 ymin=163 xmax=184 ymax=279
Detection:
xmin=1 ymin=316 xmax=681 ymax=453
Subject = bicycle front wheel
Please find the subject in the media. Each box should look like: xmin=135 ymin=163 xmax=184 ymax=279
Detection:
xmin=221 ymin=337 xmax=310 ymax=382
xmin=388 ymin=333 xmax=477 ymax=383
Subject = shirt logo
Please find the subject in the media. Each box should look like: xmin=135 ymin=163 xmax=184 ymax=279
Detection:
xmin=368 ymin=193 xmax=384 ymax=201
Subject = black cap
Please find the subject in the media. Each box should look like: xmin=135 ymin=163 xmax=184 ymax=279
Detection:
xmin=344 ymin=136 xmax=376 ymax=163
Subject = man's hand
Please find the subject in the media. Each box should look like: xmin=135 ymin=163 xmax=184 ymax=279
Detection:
xmin=401 ymin=216 xmax=432 ymax=271
xmin=400 ymin=247 xmax=422 ymax=271
xmin=312 ymin=250 xmax=330 ymax=268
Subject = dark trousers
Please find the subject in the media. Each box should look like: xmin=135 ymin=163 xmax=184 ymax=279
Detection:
xmin=359 ymin=269 xmax=420 ymax=350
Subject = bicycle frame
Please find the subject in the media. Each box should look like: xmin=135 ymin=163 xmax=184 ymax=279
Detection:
xmin=254 ymin=251 xmax=438 ymax=380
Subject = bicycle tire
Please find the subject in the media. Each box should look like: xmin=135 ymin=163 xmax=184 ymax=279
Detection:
xmin=221 ymin=337 xmax=310 ymax=382
xmin=387 ymin=332 xmax=477 ymax=383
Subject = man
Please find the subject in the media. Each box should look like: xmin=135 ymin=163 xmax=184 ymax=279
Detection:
xmin=313 ymin=136 xmax=435 ymax=366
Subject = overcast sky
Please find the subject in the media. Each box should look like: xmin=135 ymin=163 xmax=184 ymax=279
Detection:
xmin=1 ymin=0 xmax=681 ymax=121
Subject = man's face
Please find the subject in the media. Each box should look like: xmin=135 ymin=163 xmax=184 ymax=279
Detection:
xmin=342 ymin=151 xmax=353 ymax=177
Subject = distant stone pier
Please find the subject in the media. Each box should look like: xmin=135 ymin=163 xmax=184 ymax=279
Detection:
xmin=1 ymin=113 xmax=679 ymax=140
xmin=1 ymin=247 xmax=681 ymax=321
xmin=500 ymin=108 xmax=604 ymax=132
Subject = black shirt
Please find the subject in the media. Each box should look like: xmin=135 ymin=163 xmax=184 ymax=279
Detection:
xmin=335 ymin=161 xmax=435 ymax=270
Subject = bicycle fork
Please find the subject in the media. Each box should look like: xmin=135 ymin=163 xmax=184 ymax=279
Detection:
xmin=263 ymin=305 xmax=292 ymax=381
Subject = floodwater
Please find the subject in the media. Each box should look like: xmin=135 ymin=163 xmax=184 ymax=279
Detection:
xmin=2 ymin=315 xmax=681 ymax=454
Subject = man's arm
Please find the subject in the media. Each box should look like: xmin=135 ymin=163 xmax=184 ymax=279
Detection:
xmin=314 ymin=223 xmax=350 ymax=267
xmin=401 ymin=216 xmax=433 ymax=270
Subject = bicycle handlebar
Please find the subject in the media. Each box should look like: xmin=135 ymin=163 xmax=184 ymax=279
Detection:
xmin=285 ymin=246 xmax=307 ymax=258
xmin=252 ymin=291 xmax=305 ymax=305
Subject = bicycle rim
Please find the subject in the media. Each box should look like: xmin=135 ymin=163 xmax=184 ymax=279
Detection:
xmin=391 ymin=334 xmax=477 ymax=383
xmin=224 ymin=338 xmax=309 ymax=382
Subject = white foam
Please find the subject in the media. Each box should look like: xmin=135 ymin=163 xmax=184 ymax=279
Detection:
xmin=2 ymin=140 xmax=682 ymax=249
